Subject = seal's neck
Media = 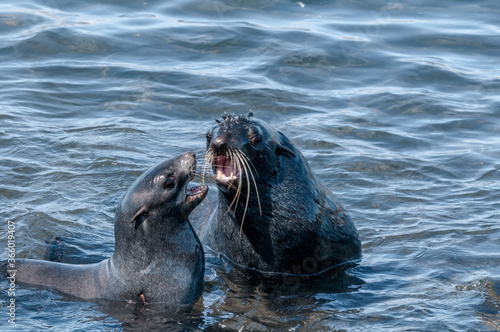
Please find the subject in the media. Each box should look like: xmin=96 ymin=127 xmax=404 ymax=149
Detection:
xmin=215 ymin=176 xmax=280 ymax=247
xmin=113 ymin=218 xmax=192 ymax=270
xmin=217 ymin=175 xmax=274 ymax=220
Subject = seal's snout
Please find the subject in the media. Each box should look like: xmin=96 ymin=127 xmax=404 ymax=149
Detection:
xmin=177 ymin=152 xmax=197 ymax=179
xmin=211 ymin=135 xmax=228 ymax=152
xmin=180 ymin=151 xmax=196 ymax=163
xmin=208 ymin=136 xmax=239 ymax=183
xmin=176 ymin=151 xmax=208 ymax=217
xmin=183 ymin=181 xmax=208 ymax=217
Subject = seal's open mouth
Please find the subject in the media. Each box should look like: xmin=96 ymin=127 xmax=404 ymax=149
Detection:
xmin=185 ymin=161 xmax=208 ymax=204
xmin=214 ymin=155 xmax=239 ymax=183
xmin=186 ymin=184 xmax=207 ymax=197
xmin=185 ymin=183 xmax=208 ymax=207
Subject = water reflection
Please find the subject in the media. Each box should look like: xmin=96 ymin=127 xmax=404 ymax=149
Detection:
xmin=196 ymin=255 xmax=365 ymax=330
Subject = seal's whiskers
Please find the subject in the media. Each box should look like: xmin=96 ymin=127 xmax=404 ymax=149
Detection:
xmin=204 ymin=147 xmax=262 ymax=241
xmin=202 ymin=150 xmax=234 ymax=183
xmin=201 ymin=150 xmax=214 ymax=186
xmin=238 ymin=151 xmax=259 ymax=177
xmin=233 ymin=150 xmax=251 ymax=241
xmin=226 ymin=149 xmax=242 ymax=214
xmin=236 ymin=150 xmax=262 ymax=216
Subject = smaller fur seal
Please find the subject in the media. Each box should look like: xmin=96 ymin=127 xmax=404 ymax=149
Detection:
xmin=7 ymin=152 xmax=208 ymax=305
xmin=195 ymin=112 xmax=361 ymax=275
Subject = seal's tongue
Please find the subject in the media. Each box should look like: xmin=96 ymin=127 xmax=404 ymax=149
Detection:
xmin=215 ymin=155 xmax=238 ymax=181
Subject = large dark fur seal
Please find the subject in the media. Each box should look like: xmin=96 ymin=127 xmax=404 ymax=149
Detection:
xmin=194 ymin=112 xmax=361 ymax=275
xmin=7 ymin=152 xmax=208 ymax=305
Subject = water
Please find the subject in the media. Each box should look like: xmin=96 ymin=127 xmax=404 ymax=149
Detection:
xmin=1 ymin=0 xmax=499 ymax=330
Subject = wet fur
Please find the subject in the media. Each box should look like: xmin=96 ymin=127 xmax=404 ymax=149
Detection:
xmin=195 ymin=114 xmax=361 ymax=274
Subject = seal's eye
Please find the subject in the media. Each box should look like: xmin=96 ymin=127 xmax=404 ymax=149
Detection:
xmin=250 ymin=134 xmax=262 ymax=146
xmin=164 ymin=177 xmax=175 ymax=190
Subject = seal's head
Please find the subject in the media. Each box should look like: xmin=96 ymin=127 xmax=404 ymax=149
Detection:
xmin=205 ymin=111 xmax=296 ymax=190
xmin=204 ymin=111 xmax=298 ymax=227
xmin=118 ymin=151 xmax=208 ymax=232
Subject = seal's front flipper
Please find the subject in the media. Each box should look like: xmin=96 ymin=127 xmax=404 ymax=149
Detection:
xmin=44 ymin=236 xmax=65 ymax=262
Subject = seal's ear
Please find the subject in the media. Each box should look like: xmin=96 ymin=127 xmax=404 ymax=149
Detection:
xmin=276 ymin=131 xmax=296 ymax=159
xmin=132 ymin=206 xmax=148 ymax=230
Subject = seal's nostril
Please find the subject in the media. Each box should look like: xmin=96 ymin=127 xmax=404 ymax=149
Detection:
xmin=211 ymin=137 xmax=227 ymax=151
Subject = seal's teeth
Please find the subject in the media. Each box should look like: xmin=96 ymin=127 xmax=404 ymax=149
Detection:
xmin=215 ymin=167 xmax=238 ymax=181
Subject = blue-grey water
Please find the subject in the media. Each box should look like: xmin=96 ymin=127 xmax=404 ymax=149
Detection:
xmin=1 ymin=0 xmax=499 ymax=330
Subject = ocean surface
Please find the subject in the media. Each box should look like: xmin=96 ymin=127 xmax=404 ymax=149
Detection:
xmin=1 ymin=0 xmax=499 ymax=330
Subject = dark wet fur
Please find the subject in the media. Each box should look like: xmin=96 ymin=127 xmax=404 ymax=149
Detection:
xmin=198 ymin=113 xmax=362 ymax=275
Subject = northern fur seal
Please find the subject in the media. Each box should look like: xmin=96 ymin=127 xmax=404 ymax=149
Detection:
xmin=8 ymin=152 xmax=208 ymax=305
xmin=195 ymin=112 xmax=361 ymax=275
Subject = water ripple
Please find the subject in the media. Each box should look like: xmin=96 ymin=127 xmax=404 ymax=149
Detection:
xmin=1 ymin=0 xmax=499 ymax=330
